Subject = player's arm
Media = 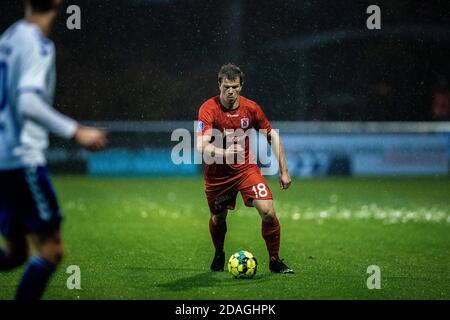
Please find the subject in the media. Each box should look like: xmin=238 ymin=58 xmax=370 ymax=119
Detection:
xmin=17 ymin=40 xmax=107 ymax=152
xmin=253 ymin=103 xmax=292 ymax=189
xmin=196 ymin=106 xmax=241 ymax=159
xmin=18 ymin=92 xmax=107 ymax=151
xmin=196 ymin=133 xmax=242 ymax=158
xmin=267 ymin=129 xmax=291 ymax=189
xmin=197 ymin=134 xmax=220 ymax=157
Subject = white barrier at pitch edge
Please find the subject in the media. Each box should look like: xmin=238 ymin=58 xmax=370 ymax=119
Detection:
xmin=57 ymin=121 xmax=450 ymax=176
xmin=82 ymin=121 xmax=450 ymax=133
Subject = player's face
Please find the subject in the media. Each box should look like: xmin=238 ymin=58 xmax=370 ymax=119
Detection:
xmin=219 ymin=77 xmax=242 ymax=108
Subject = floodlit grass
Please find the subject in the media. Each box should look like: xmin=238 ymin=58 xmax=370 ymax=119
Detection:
xmin=1 ymin=176 xmax=449 ymax=299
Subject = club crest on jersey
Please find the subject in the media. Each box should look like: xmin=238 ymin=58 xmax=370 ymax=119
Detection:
xmin=241 ymin=118 xmax=249 ymax=129
xmin=196 ymin=121 xmax=204 ymax=132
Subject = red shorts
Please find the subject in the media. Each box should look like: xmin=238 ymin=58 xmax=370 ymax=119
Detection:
xmin=205 ymin=167 xmax=273 ymax=214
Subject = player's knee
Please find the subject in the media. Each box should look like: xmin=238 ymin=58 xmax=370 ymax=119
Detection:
xmin=212 ymin=216 xmax=225 ymax=227
xmin=47 ymin=250 xmax=63 ymax=265
xmin=51 ymin=247 xmax=64 ymax=265
xmin=261 ymin=210 xmax=277 ymax=225
xmin=38 ymin=246 xmax=64 ymax=265
xmin=260 ymin=204 xmax=276 ymax=217
xmin=212 ymin=212 xmax=227 ymax=226
xmin=33 ymin=230 xmax=64 ymax=265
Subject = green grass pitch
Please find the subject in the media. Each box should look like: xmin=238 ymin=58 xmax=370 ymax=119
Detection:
xmin=0 ymin=176 xmax=449 ymax=300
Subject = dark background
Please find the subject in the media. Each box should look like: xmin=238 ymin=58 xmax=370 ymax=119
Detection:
xmin=1 ymin=0 xmax=450 ymax=121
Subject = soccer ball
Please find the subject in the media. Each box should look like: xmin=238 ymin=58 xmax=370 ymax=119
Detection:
xmin=227 ymin=250 xmax=258 ymax=279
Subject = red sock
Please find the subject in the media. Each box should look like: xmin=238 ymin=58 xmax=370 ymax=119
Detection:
xmin=209 ymin=217 xmax=227 ymax=254
xmin=262 ymin=215 xmax=281 ymax=260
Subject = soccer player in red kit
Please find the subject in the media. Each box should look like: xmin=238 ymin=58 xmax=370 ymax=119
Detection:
xmin=197 ymin=64 xmax=294 ymax=273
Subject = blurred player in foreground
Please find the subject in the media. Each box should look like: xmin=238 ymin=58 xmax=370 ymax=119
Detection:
xmin=0 ymin=0 xmax=107 ymax=299
xmin=197 ymin=64 xmax=294 ymax=273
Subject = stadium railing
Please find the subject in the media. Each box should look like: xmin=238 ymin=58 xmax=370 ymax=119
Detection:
xmin=48 ymin=121 xmax=450 ymax=177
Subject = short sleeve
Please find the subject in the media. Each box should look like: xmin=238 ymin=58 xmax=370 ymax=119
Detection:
xmin=253 ymin=104 xmax=272 ymax=132
xmin=17 ymin=38 xmax=54 ymax=95
xmin=197 ymin=104 xmax=214 ymax=136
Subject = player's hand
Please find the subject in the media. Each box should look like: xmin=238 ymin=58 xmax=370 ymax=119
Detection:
xmin=279 ymin=172 xmax=292 ymax=190
xmin=74 ymin=125 xmax=108 ymax=152
xmin=224 ymin=143 xmax=245 ymax=163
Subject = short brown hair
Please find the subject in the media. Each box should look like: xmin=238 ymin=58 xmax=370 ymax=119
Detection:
xmin=218 ymin=63 xmax=244 ymax=85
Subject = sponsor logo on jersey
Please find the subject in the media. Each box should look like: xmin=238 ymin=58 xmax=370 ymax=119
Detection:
xmin=241 ymin=118 xmax=249 ymax=129
xmin=196 ymin=121 xmax=204 ymax=132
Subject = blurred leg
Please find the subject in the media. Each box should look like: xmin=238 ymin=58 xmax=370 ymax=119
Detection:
xmin=15 ymin=230 xmax=63 ymax=300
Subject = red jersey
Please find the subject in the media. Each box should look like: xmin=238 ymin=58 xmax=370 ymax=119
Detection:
xmin=197 ymin=95 xmax=272 ymax=181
